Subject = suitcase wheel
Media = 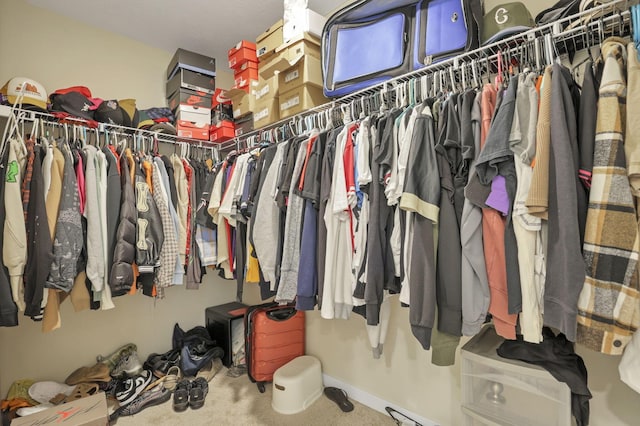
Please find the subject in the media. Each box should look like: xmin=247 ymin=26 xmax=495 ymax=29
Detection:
xmin=257 ymin=382 xmax=266 ymax=393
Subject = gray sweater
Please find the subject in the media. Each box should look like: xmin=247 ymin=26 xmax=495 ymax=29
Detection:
xmin=276 ymin=139 xmax=310 ymax=303
xmin=253 ymin=141 xmax=288 ymax=287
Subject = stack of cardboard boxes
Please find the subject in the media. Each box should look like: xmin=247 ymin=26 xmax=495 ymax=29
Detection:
xmin=227 ymin=40 xmax=260 ymax=138
xmin=166 ymin=48 xmax=216 ymax=141
xmin=260 ymin=32 xmax=326 ymax=121
xmin=224 ymin=8 xmax=328 ymax=136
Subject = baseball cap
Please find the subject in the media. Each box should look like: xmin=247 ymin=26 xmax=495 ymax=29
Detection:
xmin=94 ymin=100 xmax=128 ymax=126
xmin=50 ymin=91 xmax=98 ymax=121
xmin=119 ymin=98 xmax=139 ymax=128
xmin=150 ymin=122 xmax=177 ymax=136
xmin=0 ymin=77 xmax=48 ymax=112
xmin=137 ymin=110 xmax=155 ymax=129
xmin=482 ymin=3 xmax=535 ymax=45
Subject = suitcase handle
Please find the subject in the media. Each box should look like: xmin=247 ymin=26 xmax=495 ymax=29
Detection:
xmin=266 ymin=308 xmax=297 ymax=321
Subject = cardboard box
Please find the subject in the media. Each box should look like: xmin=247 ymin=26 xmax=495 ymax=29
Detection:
xmin=253 ymin=96 xmax=280 ymax=129
xmin=230 ymin=91 xmax=255 ymax=119
xmin=259 ymin=33 xmax=321 ymax=79
xmin=205 ymin=302 xmax=249 ymax=367
xmin=166 ymin=68 xmax=216 ymax=97
xmin=11 ymin=392 xmax=108 ymax=426
xmin=254 ymin=75 xmax=279 ymax=101
xmin=168 ymin=88 xmax=212 ymax=112
xmin=278 ymin=54 xmax=322 ymax=93
xmin=283 ymin=8 xmax=326 ymax=42
xmin=256 ymin=19 xmax=284 ymax=59
xmin=167 ymin=48 xmax=216 ymax=80
xmin=228 ymin=40 xmax=257 ymax=69
xmin=234 ymin=113 xmax=254 ymax=137
xmin=279 ymin=84 xmax=327 ymax=119
xmin=175 ymin=104 xmax=211 ymax=127
xmin=209 ymin=120 xmax=236 ymax=143
xmin=176 ymin=120 xmax=210 ymax=140
xmin=233 ymin=62 xmax=259 ymax=88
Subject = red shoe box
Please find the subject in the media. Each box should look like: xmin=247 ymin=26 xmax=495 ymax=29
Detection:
xmin=234 ymin=61 xmax=259 ymax=89
xmin=228 ymin=40 xmax=257 ymax=69
xmin=210 ymin=120 xmax=236 ymax=143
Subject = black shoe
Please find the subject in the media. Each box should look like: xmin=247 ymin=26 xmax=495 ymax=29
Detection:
xmin=115 ymin=369 xmax=153 ymax=406
xmin=173 ymin=379 xmax=191 ymax=412
xmin=110 ymin=385 xmax=171 ymax=422
xmin=189 ymin=377 xmax=209 ymax=410
xmin=144 ymin=349 xmax=181 ymax=377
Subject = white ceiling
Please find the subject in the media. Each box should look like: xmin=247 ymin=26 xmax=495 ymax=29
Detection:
xmin=27 ymin=0 xmax=348 ymax=67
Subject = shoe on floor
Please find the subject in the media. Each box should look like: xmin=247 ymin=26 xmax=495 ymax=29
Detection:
xmin=144 ymin=348 xmax=181 ymax=377
xmin=28 ymin=381 xmax=75 ymax=404
xmin=189 ymin=377 xmax=209 ymax=410
xmin=65 ymin=363 xmax=111 ymax=385
xmin=195 ymin=358 xmax=223 ymax=383
xmin=172 ymin=379 xmax=191 ymax=412
xmin=97 ymin=343 xmax=137 ymax=372
xmin=16 ymin=403 xmax=54 ymax=417
xmin=62 ymin=383 xmax=100 ymax=404
xmin=324 ymin=386 xmax=354 ymax=412
xmin=110 ymin=384 xmax=171 ymax=422
xmin=115 ymin=370 xmax=153 ymax=406
xmin=111 ymin=351 xmax=143 ymax=379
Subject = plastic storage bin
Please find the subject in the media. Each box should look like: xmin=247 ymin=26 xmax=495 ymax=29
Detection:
xmin=461 ymin=326 xmax=572 ymax=426
xmin=272 ymin=355 xmax=323 ymax=414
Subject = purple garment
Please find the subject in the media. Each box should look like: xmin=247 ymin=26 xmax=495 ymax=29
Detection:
xmin=485 ymin=175 xmax=509 ymax=216
xmin=296 ymin=200 xmax=318 ymax=310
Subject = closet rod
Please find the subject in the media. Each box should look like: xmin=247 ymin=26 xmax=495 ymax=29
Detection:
xmin=0 ymin=104 xmax=221 ymax=158
xmin=221 ymin=0 xmax=634 ymax=151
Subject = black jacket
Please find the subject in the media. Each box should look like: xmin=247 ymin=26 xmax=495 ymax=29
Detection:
xmin=24 ymin=145 xmax=53 ymax=319
xmin=134 ymin=158 xmax=164 ymax=275
xmin=109 ymin=152 xmax=137 ymax=296
xmin=103 ymin=147 xmax=121 ymax=284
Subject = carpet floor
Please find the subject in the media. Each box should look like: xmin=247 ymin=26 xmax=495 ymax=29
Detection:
xmin=114 ymin=368 xmax=393 ymax=426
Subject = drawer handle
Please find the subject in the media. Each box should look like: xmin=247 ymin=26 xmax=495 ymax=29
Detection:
xmin=463 ymin=373 xmax=567 ymax=404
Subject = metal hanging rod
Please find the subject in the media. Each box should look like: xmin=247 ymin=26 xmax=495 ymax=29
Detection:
xmin=0 ymin=104 xmax=221 ymax=159
xmin=220 ymin=0 xmax=634 ymax=151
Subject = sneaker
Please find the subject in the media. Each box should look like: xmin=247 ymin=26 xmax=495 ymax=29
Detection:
xmin=97 ymin=343 xmax=137 ymax=371
xmin=188 ymin=377 xmax=209 ymax=410
xmin=111 ymin=351 xmax=143 ymax=378
xmin=110 ymin=385 xmax=171 ymax=421
xmin=115 ymin=370 xmax=153 ymax=406
xmin=172 ymin=379 xmax=191 ymax=412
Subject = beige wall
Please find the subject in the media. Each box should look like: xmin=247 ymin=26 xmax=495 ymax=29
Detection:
xmin=1 ymin=1 xmax=640 ymax=426
xmin=0 ymin=0 xmax=234 ymax=109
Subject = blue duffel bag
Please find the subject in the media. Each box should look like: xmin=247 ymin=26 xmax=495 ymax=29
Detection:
xmin=321 ymin=0 xmax=483 ymax=98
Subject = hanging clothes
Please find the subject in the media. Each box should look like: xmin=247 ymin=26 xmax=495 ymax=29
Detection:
xmin=578 ymin=38 xmax=640 ymax=355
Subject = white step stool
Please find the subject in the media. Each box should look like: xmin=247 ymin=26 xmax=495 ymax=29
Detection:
xmin=272 ymin=355 xmax=323 ymax=414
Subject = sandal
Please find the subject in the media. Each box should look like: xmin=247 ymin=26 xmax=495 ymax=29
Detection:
xmin=147 ymin=366 xmax=182 ymax=392
xmin=63 ymin=383 xmax=100 ymax=403
xmin=173 ymin=379 xmax=190 ymax=412
xmin=324 ymin=387 xmax=354 ymax=412
xmin=188 ymin=377 xmax=208 ymax=410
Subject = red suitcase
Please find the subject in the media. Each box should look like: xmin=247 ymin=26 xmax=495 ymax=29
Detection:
xmin=244 ymin=303 xmax=305 ymax=392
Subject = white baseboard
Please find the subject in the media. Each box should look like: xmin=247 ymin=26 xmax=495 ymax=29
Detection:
xmin=322 ymin=374 xmax=439 ymax=426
